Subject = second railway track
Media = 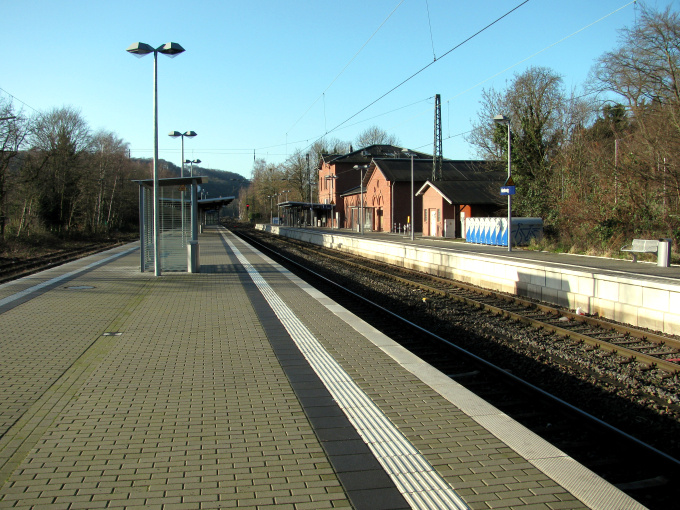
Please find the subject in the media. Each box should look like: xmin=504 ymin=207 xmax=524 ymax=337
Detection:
xmin=0 ymin=241 xmax=131 ymax=285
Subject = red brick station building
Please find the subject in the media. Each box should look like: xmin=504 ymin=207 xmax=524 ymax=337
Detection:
xmin=311 ymin=145 xmax=506 ymax=239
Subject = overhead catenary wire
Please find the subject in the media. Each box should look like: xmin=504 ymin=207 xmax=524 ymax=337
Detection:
xmin=285 ymin=0 xmax=405 ymax=137
xmin=5 ymin=0 xmax=640 ymax=174
xmin=381 ymin=0 xmax=639 ymax=152
xmin=314 ymin=0 xmax=531 ymax=146
xmin=425 ymin=0 xmax=437 ymax=61
xmin=135 ymin=1 xmax=533 ymax=164
xmin=100 ymin=0 xmax=640 ymax=167
xmin=0 ymin=87 xmax=40 ymax=113
xmin=446 ymin=0 xmax=639 ymax=105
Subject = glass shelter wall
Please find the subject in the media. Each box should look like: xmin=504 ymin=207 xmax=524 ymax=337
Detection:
xmin=137 ymin=177 xmax=201 ymax=273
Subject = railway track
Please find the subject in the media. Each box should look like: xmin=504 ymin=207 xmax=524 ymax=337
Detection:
xmin=229 ymin=223 xmax=680 ymax=509
xmin=0 ymin=242 xmax=129 ymax=284
xmin=290 ymin=238 xmax=680 ymax=376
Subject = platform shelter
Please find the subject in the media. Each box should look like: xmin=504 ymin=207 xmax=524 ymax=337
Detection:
xmin=198 ymin=196 xmax=235 ymax=227
xmin=277 ymin=201 xmax=332 ymax=227
xmin=135 ymin=177 xmax=202 ymax=273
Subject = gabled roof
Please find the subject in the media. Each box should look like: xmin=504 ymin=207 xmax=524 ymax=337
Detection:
xmin=320 ymin=153 xmax=342 ymax=164
xmin=340 ymin=185 xmax=362 ymax=197
xmin=326 ymin=145 xmax=431 ymax=166
xmin=371 ymin=159 xmax=496 ymax=184
xmin=416 ymin=177 xmax=505 ymax=206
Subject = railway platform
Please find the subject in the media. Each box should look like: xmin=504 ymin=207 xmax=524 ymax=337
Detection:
xmin=260 ymin=224 xmax=680 ymax=336
xmin=317 ymin=227 xmax=680 ymax=281
xmin=0 ymin=226 xmax=643 ymax=509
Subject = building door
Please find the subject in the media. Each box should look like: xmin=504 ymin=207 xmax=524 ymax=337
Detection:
xmin=430 ymin=209 xmax=438 ymax=237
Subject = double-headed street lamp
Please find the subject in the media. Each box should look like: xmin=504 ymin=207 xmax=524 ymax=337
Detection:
xmin=169 ymin=131 xmax=197 ymax=177
xmin=168 ymin=132 xmax=196 ymax=246
xmin=184 ymin=158 xmax=201 ymax=177
xmin=267 ymin=194 xmax=278 ymax=224
xmin=494 ymin=114 xmax=512 ymax=252
xmin=126 ymin=41 xmax=185 ymax=276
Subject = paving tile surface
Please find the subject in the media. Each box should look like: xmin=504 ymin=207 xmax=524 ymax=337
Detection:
xmin=0 ymin=228 xmax=629 ymax=509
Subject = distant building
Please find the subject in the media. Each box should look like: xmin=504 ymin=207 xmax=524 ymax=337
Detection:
xmin=416 ymin=173 xmax=505 ymax=238
xmin=318 ymin=145 xmax=504 ymax=236
xmin=318 ymin=145 xmax=409 ymax=228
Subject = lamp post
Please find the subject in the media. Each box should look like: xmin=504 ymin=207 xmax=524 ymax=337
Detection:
xmin=268 ymin=195 xmax=273 ymax=224
xmin=353 ymin=165 xmax=368 ymax=234
xmin=127 ymin=41 xmax=185 ymax=276
xmin=494 ymin=114 xmax=512 ymax=252
xmin=169 ymin=131 xmax=197 ymax=177
xmin=401 ymin=149 xmax=415 ymax=241
xmin=325 ymin=175 xmax=337 ymax=228
xmin=306 ymin=153 xmax=312 ymax=227
xmin=168 ymin=133 xmax=196 ymax=248
xmin=184 ymin=158 xmax=201 ymax=177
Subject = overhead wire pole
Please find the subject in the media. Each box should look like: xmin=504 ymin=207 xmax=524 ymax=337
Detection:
xmin=433 ymin=94 xmax=442 ymax=181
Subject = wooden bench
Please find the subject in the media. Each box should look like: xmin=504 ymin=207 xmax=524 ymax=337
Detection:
xmin=621 ymin=239 xmax=660 ymax=263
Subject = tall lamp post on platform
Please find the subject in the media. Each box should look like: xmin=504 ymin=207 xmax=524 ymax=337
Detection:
xmin=127 ymin=41 xmax=186 ymax=276
xmin=185 ymin=158 xmax=201 ymax=177
xmin=401 ymin=149 xmax=415 ymax=241
xmin=169 ymin=132 xmax=196 ymax=248
xmin=494 ymin=114 xmax=512 ymax=252
xmin=169 ymin=131 xmax=197 ymax=177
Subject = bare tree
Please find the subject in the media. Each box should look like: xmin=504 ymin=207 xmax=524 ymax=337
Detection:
xmin=28 ymin=106 xmax=92 ymax=231
xmin=590 ymin=3 xmax=680 ymax=229
xmin=283 ymin=149 xmax=310 ymax=203
xmin=467 ymin=66 xmax=574 ymax=217
xmin=354 ymin=125 xmax=399 ymax=148
xmin=87 ymin=131 xmax=130 ymax=233
xmin=0 ymin=100 xmax=29 ymax=236
xmin=591 ymin=5 xmax=680 ymax=110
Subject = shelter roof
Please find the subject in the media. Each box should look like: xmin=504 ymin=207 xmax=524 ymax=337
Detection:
xmin=133 ymin=176 xmax=203 ymax=187
xmin=416 ymin=178 xmax=505 ymax=206
xmin=278 ymin=201 xmax=332 ymax=210
xmin=198 ymin=196 xmax=235 ymax=210
xmin=340 ymin=185 xmax=362 ymax=197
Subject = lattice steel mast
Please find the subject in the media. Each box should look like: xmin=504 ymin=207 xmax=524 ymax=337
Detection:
xmin=433 ymin=94 xmax=443 ymax=181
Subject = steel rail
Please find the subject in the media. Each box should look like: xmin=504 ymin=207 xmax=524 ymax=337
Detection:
xmin=289 ymin=240 xmax=680 ymax=375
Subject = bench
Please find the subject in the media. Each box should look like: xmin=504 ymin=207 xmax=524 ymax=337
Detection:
xmin=621 ymin=239 xmax=660 ymax=263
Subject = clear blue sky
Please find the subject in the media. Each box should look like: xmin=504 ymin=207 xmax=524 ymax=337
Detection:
xmin=2 ymin=0 xmax=675 ymax=179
